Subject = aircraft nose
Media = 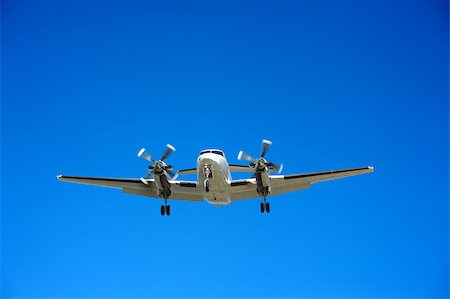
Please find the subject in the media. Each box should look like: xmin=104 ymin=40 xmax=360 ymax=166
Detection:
xmin=200 ymin=157 xmax=214 ymax=165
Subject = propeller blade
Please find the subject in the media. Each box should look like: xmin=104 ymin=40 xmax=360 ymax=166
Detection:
xmin=167 ymin=169 xmax=179 ymax=180
xmin=160 ymin=144 xmax=176 ymax=161
xmin=238 ymin=151 xmax=256 ymax=162
xmin=271 ymin=163 xmax=283 ymax=174
xmin=137 ymin=148 xmax=154 ymax=162
xmin=260 ymin=139 xmax=272 ymax=158
xmin=140 ymin=177 xmax=149 ymax=185
xmin=144 ymin=172 xmax=154 ymax=179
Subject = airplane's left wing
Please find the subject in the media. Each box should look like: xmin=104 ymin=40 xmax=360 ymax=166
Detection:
xmin=229 ymin=166 xmax=374 ymax=200
xmin=57 ymin=175 xmax=203 ymax=202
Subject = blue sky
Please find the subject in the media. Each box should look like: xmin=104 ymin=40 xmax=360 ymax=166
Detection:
xmin=1 ymin=0 xmax=448 ymax=298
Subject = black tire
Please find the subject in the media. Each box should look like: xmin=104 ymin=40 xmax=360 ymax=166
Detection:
xmin=265 ymin=202 xmax=270 ymax=213
xmin=160 ymin=205 xmax=165 ymax=216
xmin=166 ymin=205 xmax=171 ymax=216
xmin=260 ymin=202 xmax=265 ymax=213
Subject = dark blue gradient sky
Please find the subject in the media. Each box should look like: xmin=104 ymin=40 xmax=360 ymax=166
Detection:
xmin=2 ymin=1 xmax=448 ymax=298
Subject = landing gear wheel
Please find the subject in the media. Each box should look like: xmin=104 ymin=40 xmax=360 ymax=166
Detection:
xmin=166 ymin=205 xmax=171 ymax=216
xmin=260 ymin=202 xmax=265 ymax=213
xmin=265 ymin=202 xmax=270 ymax=213
xmin=205 ymin=180 xmax=210 ymax=192
xmin=160 ymin=205 xmax=165 ymax=216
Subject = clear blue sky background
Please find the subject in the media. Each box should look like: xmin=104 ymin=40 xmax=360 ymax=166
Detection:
xmin=1 ymin=0 xmax=448 ymax=298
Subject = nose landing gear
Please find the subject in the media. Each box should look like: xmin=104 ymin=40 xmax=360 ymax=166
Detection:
xmin=203 ymin=165 xmax=212 ymax=192
xmin=204 ymin=179 xmax=210 ymax=192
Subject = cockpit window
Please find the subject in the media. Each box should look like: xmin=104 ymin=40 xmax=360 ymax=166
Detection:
xmin=200 ymin=150 xmax=224 ymax=157
xmin=212 ymin=150 xmax=224 ymax=156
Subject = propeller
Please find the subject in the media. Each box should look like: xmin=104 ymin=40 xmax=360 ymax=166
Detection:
xmin=137 ymin=144 xmax=178 ymax=180
xmin=238 ymin=139 xmax=283 ymax=173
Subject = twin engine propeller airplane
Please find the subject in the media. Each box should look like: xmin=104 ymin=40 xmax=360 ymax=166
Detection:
xmin=57 ymin=140 xmax=374 ymax=216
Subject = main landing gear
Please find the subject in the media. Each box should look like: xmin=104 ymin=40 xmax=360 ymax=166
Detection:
xmin=160 ymin=204 xmax=170 ymax=216
xmin=260 ymin=198 xmax=270 ymax=213
xmin=160 ymin=198 xmax=171 ymax=216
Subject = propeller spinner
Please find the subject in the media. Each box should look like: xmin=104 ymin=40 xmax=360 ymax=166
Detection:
xmin=238 ymin=139 xmax=283 ymax=173
xmin=137 ymin=144 xmax=178 ymax=179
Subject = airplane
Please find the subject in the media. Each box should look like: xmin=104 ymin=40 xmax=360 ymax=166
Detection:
xmin=57 ymin=140 xmax=374 ymax=216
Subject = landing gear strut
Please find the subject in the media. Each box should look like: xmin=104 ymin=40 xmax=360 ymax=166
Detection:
xmin=260 ymin=197 xmax=270 ymax=213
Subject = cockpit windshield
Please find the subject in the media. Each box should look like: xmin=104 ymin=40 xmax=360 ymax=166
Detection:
xmin=200 ymin=150 xmax=224 ymax=157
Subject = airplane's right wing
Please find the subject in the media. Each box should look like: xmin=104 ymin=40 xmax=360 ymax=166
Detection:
xmin=57 ymin=175 xmax=203 ymax=202
xmin=123 ymin=180 xmax=203 ymax=201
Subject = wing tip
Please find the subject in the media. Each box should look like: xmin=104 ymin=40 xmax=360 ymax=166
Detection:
xmin=368 ymin=166 xmax=374 ymax=172
xmin=56 ymin=175 xmax=63 ymax=180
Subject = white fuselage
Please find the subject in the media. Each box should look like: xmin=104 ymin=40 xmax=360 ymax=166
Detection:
xmin=196 ymin=150 xmax=233 ymax=206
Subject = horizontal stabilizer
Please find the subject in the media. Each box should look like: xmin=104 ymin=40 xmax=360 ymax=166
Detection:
xmin=228 ymin=164 xmax=254 ymax=172
xmin=177 ymin=168 xmax=197 ymax=175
